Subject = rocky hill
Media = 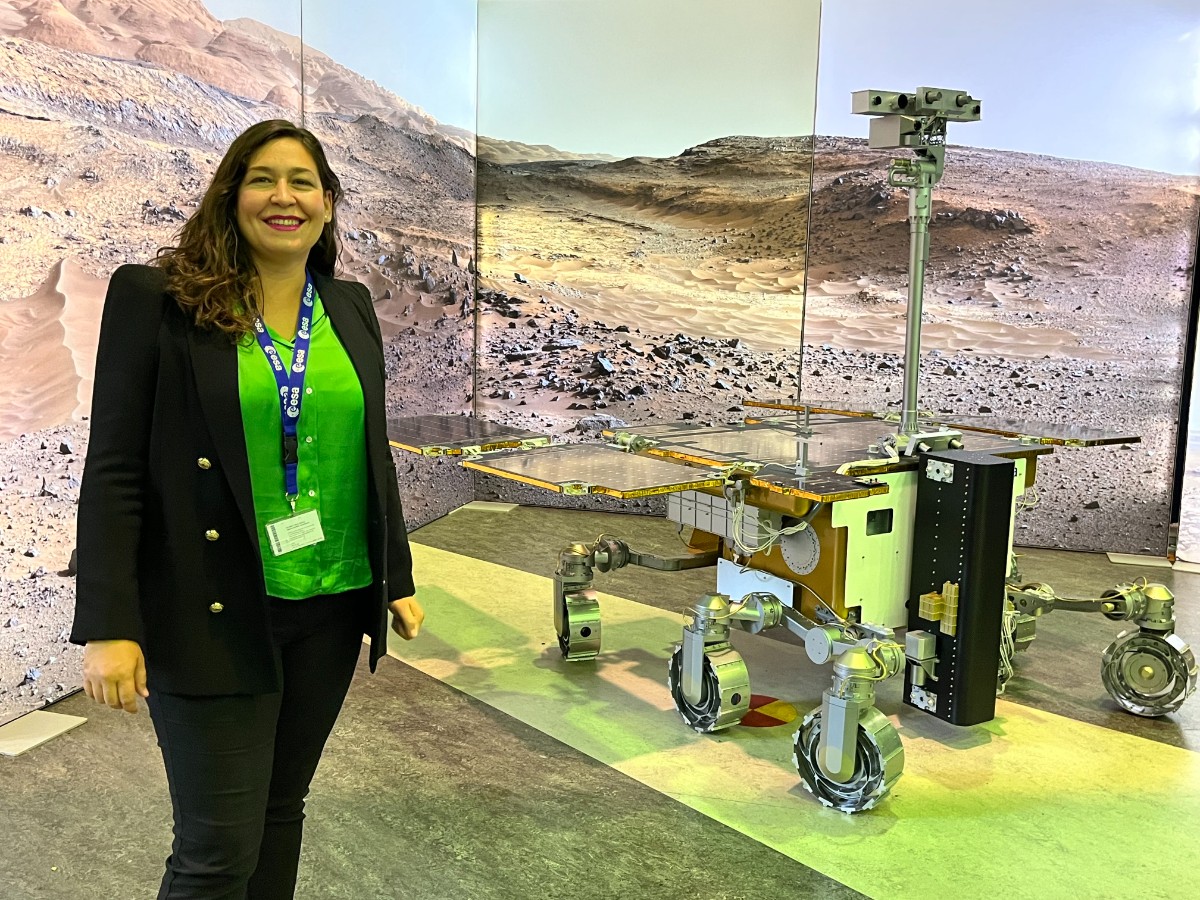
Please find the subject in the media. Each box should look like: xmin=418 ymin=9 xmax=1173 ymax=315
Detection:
xmin=0 ymin=0 xmax=472 ymax=149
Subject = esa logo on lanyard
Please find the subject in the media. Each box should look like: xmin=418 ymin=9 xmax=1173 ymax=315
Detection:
xmin=285 ymin=385 xmax=301 ymax=420
xmin=253 ymin=273 xmax=326 ymax=555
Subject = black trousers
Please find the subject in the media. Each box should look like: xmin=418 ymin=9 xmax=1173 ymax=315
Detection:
xmin=146 ymin=589 xmax=367 ymax=900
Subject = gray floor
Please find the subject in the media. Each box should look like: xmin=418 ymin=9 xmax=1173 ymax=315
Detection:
xmin=0 ymin=509 xmax=865 ymax=900
xmin=2 ymin=504 xmax=1196 ymax=899
xmin=0 ymin=656 xmax=858 ymax=900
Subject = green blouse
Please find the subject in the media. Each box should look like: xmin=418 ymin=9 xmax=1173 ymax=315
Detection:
xmin=237 ymin=291 xmax=372 ymax=599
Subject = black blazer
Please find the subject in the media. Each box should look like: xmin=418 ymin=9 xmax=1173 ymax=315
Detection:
xmin=70 ymin=264 xmax=414 ymax=695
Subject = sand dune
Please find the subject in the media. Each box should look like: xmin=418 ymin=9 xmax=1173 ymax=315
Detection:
xmin=660 ymin=257 xmax=806 ymax=293
xmin=804 ymin=274 xmax=1088 ymax=357
xmin=357 ymin=280 xmax=431 ymax=338
xmin=496 ymin=235 xmax=1093 ymax=359
xmin=805 ymin=308 xmax=1096 ymax=358
xmin=0 ymin=260 xmax=107 ymax=441
xmin=485 ymin=265 xmax=1094 ymax=360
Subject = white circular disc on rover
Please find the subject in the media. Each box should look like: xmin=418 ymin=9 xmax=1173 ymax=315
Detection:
xmin=780 ymin=525 xmax=820 ymax=575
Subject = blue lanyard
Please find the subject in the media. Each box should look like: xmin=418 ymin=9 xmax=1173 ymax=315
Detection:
xmin=252 ymin=274 xmax=314 ymax=504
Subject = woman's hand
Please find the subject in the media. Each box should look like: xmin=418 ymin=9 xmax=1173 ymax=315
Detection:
xmin=388 ymin=596 xmax=424 ymax=640
xmin=82 ymin=640 xmax=149 ymax=713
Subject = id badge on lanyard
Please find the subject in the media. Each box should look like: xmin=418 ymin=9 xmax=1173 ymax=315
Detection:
xmin=254 ymin=274 xmax=326 ymax=557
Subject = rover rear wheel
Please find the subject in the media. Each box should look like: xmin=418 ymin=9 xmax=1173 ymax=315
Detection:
xmin=1101 ymin=630 xmax=1196 ymax=717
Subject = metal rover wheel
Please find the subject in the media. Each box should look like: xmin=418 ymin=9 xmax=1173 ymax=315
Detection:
xmin=666 ymin=644 xmax=750 ymax=732
xmin=1101 ymin=629 xmax=1197 ymax=717
xmin=792 ymin=707 xmax=905 ymax=813
xmin=556 ymin=589 xmax=601 ymax=661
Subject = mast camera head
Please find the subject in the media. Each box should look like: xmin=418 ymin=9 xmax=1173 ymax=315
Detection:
xmin=852 ymin=88 xmax=981 ymax=122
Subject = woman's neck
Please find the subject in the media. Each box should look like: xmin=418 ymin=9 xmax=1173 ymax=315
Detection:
xmin=254 ymin=262 xmax=309 ymax=337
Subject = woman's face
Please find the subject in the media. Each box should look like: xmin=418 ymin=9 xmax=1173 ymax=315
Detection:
xmin=235 ymin=137 xmax=333 ymax=271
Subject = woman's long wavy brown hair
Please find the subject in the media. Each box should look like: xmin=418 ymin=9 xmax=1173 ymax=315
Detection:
xmin=154 ymin=120 xmax=344 ymax=339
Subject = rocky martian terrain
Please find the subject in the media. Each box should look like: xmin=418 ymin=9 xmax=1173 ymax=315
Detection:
xmin=471 ymin=134 xmax=1197 ymax=558
xmin=1 ymin=0 xmax=1197 ymax=725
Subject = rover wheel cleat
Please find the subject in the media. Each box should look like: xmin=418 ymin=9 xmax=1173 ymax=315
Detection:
xmin=1101 ymin=630 xmax=1197 ymax=717
xmin=793 ymin=707 xmax=904 ymax=813
xmin=667 ymin=645 xmax=750 ymax=732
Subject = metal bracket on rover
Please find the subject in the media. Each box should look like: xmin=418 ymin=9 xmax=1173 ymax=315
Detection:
xmin=386 ymin=88 xmax=1197 ymax=813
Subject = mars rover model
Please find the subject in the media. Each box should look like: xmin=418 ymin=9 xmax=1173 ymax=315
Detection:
xmin=388 ymin=88 xmax=1197 ymax=812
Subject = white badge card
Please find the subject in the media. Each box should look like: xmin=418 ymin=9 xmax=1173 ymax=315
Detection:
xmin=266 ymin=508 xmax=325 ymax=556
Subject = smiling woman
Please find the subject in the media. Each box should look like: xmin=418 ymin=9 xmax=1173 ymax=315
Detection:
xmin=236 ymin=141 xmax=332 ymax=294
xmin=150 ymin=121 xmax=346 ymax=340
xmin=70 ymin=119 xmax=425 ymax=899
